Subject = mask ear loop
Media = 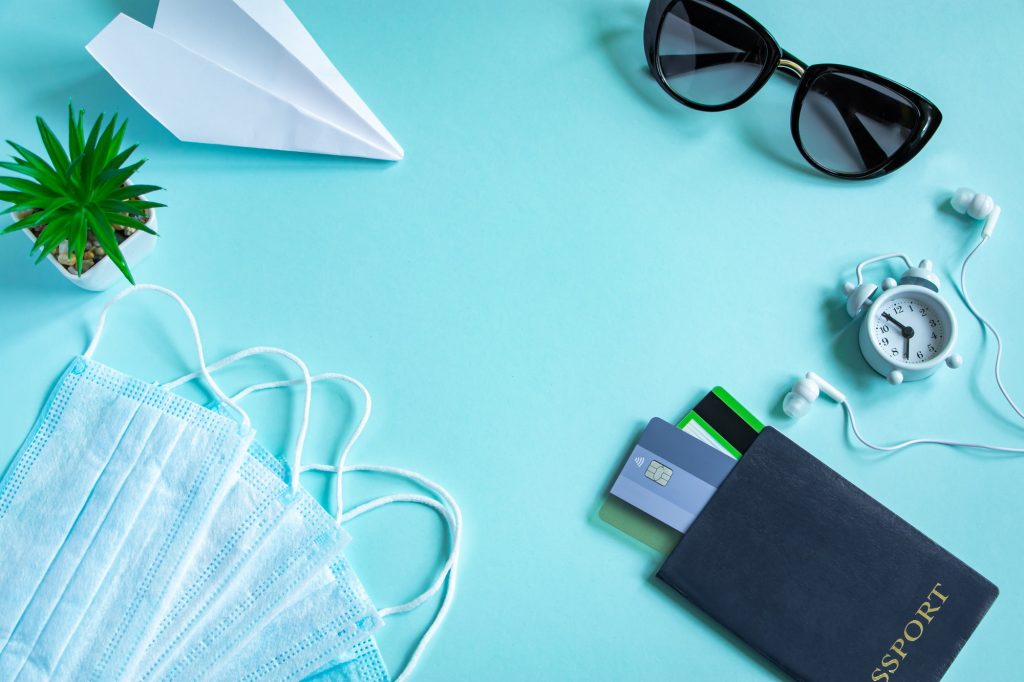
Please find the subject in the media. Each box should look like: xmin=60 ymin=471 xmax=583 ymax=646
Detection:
xmin=83 ymin=284 xmax=251 ymax=431
xmin=332 ymin=465 xmax=462 ymax=682
xmin=161 ymin=345 xmax=313 ymax=491
xmin=340 ymin=485 xmax=460 ymax=682
xmin=228 ymin=374 xmax=461 ymax=681
xmin=223 ymin=373 xmax=371 ymax=512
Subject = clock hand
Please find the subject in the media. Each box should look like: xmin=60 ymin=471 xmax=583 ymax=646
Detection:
xmin=883 ymin=312 xmax=916 ymax=360
xmin=882 ymin=312 xmax=907 ymax=331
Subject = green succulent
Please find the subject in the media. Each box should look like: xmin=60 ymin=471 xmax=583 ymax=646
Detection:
xmin=0 ymin=104 xmax=164 ymax=284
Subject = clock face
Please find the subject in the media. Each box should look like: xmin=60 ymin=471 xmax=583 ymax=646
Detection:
xmin=871 ymin=294 xmax=951 ymax=365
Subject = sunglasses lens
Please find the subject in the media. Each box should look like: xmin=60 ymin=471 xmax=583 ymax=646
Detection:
xmin=656 ymin=0 xmax=770 ymax=107
xmin=796 ymin=71 xmax=920 ymax=176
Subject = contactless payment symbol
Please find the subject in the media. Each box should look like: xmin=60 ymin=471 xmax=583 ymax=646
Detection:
xmin=633 ymin=455 xmax=646 ymax=468
xmin=644 ymin=460 xmax=672 ymax=486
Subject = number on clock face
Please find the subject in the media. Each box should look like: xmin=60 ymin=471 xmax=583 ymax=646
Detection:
xmin=873 ymin=297 xmax=945 ymax=364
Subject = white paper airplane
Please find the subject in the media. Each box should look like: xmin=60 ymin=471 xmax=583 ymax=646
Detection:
xmin=86 ymin=0 xmax=403 ymax=160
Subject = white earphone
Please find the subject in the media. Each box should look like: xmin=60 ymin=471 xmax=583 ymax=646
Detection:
xmin=782 ymin=188 xmax=1023 ymax=454
xmin=782 ymin=372 xmax=846 ymax=419
xmin=951 ymin=187 xmax=1001 ymax=239
xmin=781 ymin=370 xmax=1024 ymax=454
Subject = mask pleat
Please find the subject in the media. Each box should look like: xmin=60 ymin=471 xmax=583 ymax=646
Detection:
xmin=0 ymin=399 xmax=163 ymax=678
xmin=44 ymin=365 xmax=251 ymax=680
xmin=0 ymin=369 xmax=144 ymax=652
xmin=9 ymin=410 xmax=191 ymax=682
xmin=120 ymin=453 xmax=294 ymax=677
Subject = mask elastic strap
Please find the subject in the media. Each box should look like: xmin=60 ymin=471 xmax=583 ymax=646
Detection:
xmin=329 ymin=465 xmax=462 ymax=682
xmin=225 ymin=374 xmax=371 ymax=513
xmin=227 ymin=375 xmax=462 ymax=681
xmin=83 ymin=284 xmax=251 ymax=430
xmin=161 ymin=346 xmax=314 ymax=492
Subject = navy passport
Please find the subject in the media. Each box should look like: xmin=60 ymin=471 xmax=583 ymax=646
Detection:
xmin=658 ymin=428 xmax=998 ymax=682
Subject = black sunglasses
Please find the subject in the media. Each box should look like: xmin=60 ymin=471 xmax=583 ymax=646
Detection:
xmin=643 ymin=0 xmax=942 ymax=179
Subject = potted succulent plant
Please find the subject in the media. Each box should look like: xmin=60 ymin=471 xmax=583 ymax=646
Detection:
xmin=0 ymin=104 xmax=164 ymax=290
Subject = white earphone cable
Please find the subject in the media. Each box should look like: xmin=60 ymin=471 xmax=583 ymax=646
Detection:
xmin=958 ymin=236 xmax=1024 ymax=422
xmin=841 ymin=399 xmax=1024 ymax=454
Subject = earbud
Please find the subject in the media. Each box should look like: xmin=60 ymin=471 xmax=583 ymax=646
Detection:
xmin=783 ymin=372 xmax=847 ymax=419
xmin=951 ymin=188 xmax=1001 ymax=239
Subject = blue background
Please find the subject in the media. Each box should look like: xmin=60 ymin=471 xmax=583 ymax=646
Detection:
xmin=1 ymin=0 xmax=1022 ymax=678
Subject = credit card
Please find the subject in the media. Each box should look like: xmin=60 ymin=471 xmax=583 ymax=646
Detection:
xmin=597 ymin=387 xmax=762 ymax=553
xmin=609 ymin=418 xmax=736 ymax=533
xmin=680 ymin=386 xmax=763 ymax=460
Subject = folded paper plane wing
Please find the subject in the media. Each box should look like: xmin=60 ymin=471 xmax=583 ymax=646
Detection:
xmin=86 ymin=5 xmax=403 ymax=160
xmin=153 ymin=0 xmax=401 ymax=156
xmin=225 ymin=0 xmax=400 ymax=151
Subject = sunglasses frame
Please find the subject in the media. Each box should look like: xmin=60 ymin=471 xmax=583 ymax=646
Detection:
xmin=643 ymin=0 xmax=942 ymax=180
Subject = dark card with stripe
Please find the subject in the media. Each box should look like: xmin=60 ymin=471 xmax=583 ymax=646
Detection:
xmin=679 ymin=387 xmax=761 ymax=459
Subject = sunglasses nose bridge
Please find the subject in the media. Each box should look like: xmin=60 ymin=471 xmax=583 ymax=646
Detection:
xmin=776 ymin=51 xmax=807 ymax=81
xmin=777 ymin=59 xmax=805 ymax=79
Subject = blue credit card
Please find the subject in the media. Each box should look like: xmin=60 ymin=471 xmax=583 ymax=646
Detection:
xmin=609 ymin=417 xmax=738 ymax=534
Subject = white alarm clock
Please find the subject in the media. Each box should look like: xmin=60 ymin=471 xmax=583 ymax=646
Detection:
xmin=844 ymin=255 xmax=963 ymax=385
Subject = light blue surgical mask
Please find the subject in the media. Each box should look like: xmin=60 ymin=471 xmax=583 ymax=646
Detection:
xmin=0 ymin=374 xmax=183 ymax=680
xmin=127 ymin=445 xmax=336 ymax=678
xmin=47 ymin=363 xmax=258 ymax=682
xmin=166 ymin=355 xmax=462 ymax=682
xmin=0 ymin=287 xmax=354 ymax=682
xmin=0 ymin=285 xmax=460 ymax=682
xmin=119 ymin=348 xmax=371 ymax=682
xmin=0 ymin=288 xmax=257 ymax=682
xmin=120 ymin=316 xmax=459 ymax=682
xmin=310 ymin=636 xmax=390 ymax=682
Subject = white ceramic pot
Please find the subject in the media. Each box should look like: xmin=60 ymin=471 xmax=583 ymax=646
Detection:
xmin=14 ymin=183 xmax=158 ymax=291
